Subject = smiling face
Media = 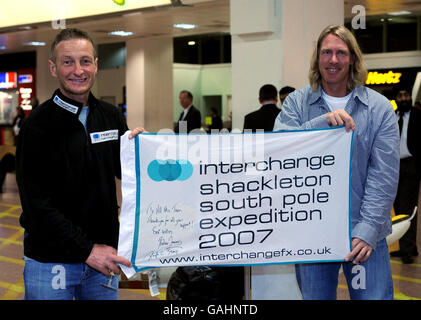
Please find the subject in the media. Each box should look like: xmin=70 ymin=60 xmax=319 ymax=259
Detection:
xmin=318 ymin=34 xmax=352 ymax=96
xmin=49 ymin=38 xmax=98 ymax=105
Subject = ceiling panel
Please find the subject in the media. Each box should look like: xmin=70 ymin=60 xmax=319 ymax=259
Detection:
xmin=344 ymin=0 xmax=421 ymax=18
xmin=0 ymin=0 xmax=419 ymax=54
xmin=0 ymin=0 xmax=230 ymax=53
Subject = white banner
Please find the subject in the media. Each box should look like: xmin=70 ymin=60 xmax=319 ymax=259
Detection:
xmin=118 ymin=128 xmax=353 ymax=278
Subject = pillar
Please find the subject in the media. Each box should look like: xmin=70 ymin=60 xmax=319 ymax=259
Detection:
xmin=230 ymin=0 xmax=344 ymax=130
xmin=36 ymin=46 xmax=59 ymax=103
xmin=125 ymin=37 xmax=173 ymax=132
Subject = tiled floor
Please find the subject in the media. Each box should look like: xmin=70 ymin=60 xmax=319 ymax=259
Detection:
xmin=1 ymin=172 xmax=420 ymax=300
xmin=0 ymin=172 xmax=159 ymax=300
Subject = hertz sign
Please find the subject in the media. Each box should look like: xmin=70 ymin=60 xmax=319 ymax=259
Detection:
xmin=366 ymin=71 xmax=402 ymax=85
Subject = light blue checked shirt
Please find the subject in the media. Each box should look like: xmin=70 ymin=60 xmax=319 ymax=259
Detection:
xmin=274 ymin=85 xmax=400 ymax=250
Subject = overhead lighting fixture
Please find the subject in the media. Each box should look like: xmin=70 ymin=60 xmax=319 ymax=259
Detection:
xmin=24 ymin=41 xmax=46 ymax=46
xmin=109 ymin=30 xmax=134 ymax=37
xmin=18 ymin=26 xmax=34 ymax=30
xmin=388 ymin=11 xmax=412 ymax=16
xmin=173 ymin=23 xmax=197 ymax=30
xmin=122 ymin=11 xmax=143 ymax=17
xmin=0 ymin=0 xmax=172 ymax=29
xmin=188 ymin=41 xmax=196 ymax=46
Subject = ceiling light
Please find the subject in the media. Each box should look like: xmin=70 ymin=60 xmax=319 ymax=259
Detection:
xmin=122 ymin=11 xmax=143 ymax=17
xmin=18 ymin=26 xmax=34 ymax=30
xmin=188 ymin=41 xmax=196 ymax=46
xmin=387 ymin=11 xmax=412 ymax=16
xmin=109 ymin=30 xmax=133 ymax=37
xmin=173 ymin=23 xmax=197 ymax=30
xmin=24 ymin=41 xmax=46 ymax=46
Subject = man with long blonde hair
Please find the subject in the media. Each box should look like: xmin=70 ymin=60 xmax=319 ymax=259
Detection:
xmin=274 ymin=25 xmax=399 ymax=299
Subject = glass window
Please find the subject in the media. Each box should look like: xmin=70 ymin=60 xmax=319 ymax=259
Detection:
xmin=387 ymin=17 xmax=417 ymax=52
xmin=173 ymin=36 xmax=199 ymax=64
xmin=346 ymin=15 xmax=418 ymax=54
xmin=346 ymin=19 xmax=383 ymax=54
xmin=173 ymin=33 xmax=231 ymax=64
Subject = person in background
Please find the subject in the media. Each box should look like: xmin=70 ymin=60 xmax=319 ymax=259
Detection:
xmin=174 ymin=90 xmax=202 ymax=133
xmin=31 ymin=97 xmax=39 ymax=111
xmin=274 ymin=25 xmax=399 ymax=300
xmin=390 ymin=87 xmax=421 ymax=264
xmin=16 ymin=28 xmax=144 ymax=300
xmin=243 ymin=84 xmax=280 ymax=132
xmin=279 ymin=86 xmax=296 ymax=106
xmin=12 ymin=106 xmax=26 ymax=145
xmin=0 ymin=153 xmax=15 ymax=193
xmin=208 ymin=107 xmax=223 ymax=132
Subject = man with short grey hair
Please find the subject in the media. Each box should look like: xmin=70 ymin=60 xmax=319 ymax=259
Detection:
xmin=16 ymin=28 xmax=143 ymax=300
xmin=174 ymin=90 xmax=202 ymax=133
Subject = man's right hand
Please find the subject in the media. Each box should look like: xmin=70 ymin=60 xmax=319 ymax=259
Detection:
xmin=85 ymin=244 xmax=132 ymax=276
xmin=129 ymin=127 xmax=148 ymax=139
xmin=326 ymin=109 xmax=355 ymax=132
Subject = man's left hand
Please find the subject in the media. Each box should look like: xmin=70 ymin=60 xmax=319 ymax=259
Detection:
xmin=345 ymin=238 xmax=373 ymax=264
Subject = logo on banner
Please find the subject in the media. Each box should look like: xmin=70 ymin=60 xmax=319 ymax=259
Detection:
xmin=148 ymin=159 xmax=193 ymax=182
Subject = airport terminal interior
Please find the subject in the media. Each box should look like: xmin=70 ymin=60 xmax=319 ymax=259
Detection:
xmin=1 ymin=0 xmax=421 ymax=300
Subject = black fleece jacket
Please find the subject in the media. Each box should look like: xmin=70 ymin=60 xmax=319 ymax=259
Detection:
xmin=16 ymin=89 xmax=128 ymax=263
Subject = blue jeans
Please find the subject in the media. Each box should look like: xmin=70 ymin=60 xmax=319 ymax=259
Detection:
xmin=23 ymin=257 xmax=119 ymax=300
xmin=295 ymin=239 xmax=394 ymax=300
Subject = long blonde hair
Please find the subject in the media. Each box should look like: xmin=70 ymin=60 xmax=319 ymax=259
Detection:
xmin=309 ymin=25 xmax=368 ymax=92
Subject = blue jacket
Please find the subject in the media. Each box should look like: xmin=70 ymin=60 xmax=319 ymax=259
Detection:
xmin=273 ymin=85 xmax=400 ymax=249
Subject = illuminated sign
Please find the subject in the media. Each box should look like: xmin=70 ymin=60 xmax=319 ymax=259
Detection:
xmin=0 ymin=0 xmax=171 ymax=29
xmin=0 ymin=72 xmax=17 ymax=89
xmin=366 ymin=71 xmax=402 ymax=85
xmin=18 ymin=74 xmax=33 ymax=84
xmin=390 ymin=100 xmax=398 ymax=111
xmin=19 ymin=87 xmax=33 ymax=110
xmin=205 ymin=116 xmax=212 ymax=126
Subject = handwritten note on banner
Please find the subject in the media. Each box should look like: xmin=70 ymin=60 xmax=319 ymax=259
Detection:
xmin=118 ymin=128 xmax=353 ymax=278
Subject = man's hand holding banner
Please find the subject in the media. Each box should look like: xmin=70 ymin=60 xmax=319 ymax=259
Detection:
xmin=118 ymin=128 xmax=353 ymax=278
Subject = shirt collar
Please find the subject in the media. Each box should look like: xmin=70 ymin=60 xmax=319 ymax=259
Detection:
xmin=183 ymin=104 xmax=193 ymax=113
xmin=309 ymin=84 xmax=368 ymax=107
xmin=309 ymin=85 xmax=323 ymax=105
xmin=51 ymin=89 xmax=97 ymax=116
xmin=352 ymin=86 xmax=368 ymax=107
